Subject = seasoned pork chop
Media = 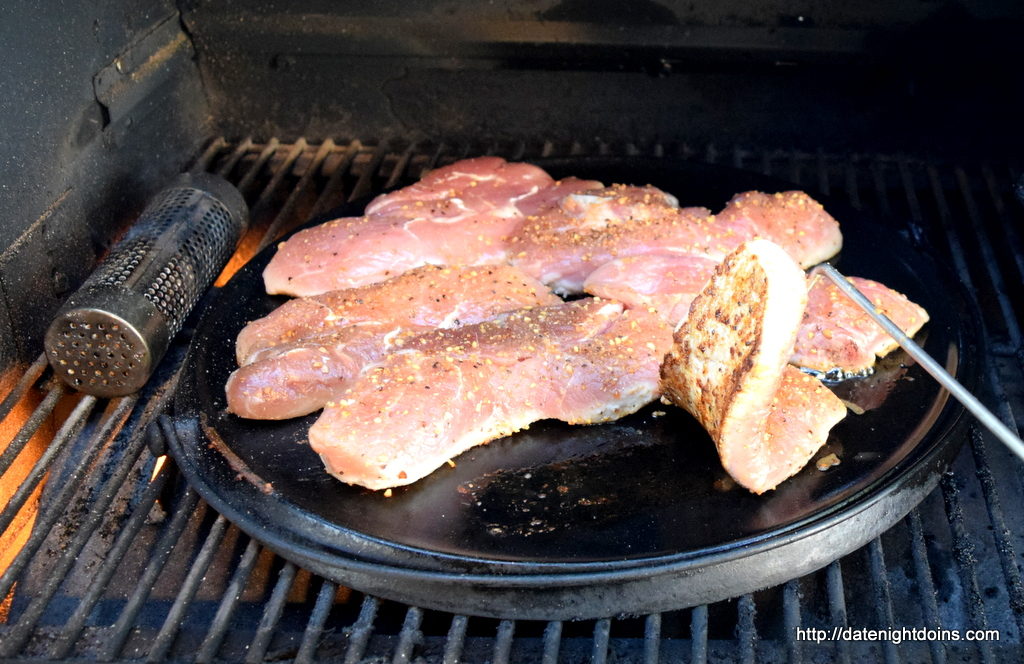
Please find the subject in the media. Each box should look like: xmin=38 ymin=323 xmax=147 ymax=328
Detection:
xmin=263 ymin=157 xmax=560 ymax=295
xmin=585 ymin=253 xmax=929 ymax=374
xmin=508 ymin=183 xmax=721 ymax=294
xmin=715 ymin=191 xmax=843 ymax=268
xmin=792 ymin=273 xmax=929 ymax=374
xmin=583 ymin=253 xmax=720 ymax=327
xmin=511 ymin=185 xmax=843 ymax=295
xmin=309 ymin=299 xmax=674 ymax=489
xmin=660 ymin=240 xmax=846 ymax=494
xmin=227 ymin=265 xmax=559 ymax=420
xmin=238 ymin=265 xmax=557 ymax=365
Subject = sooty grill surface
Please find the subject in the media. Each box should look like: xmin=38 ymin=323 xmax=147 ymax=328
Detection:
xmin=0 ymin=138 xmax=1022 ymax=663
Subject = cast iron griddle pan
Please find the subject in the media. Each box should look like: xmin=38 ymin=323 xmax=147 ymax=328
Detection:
xmin=170 ymin=157 xmax=979 ymax=619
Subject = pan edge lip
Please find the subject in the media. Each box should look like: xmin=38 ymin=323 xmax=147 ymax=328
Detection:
xmin=167 ymin=402 xmax=967 ymax=587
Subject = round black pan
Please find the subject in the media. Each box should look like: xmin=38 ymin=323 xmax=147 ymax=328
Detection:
xmin=170 ymin=156 xmax=979 ymax=619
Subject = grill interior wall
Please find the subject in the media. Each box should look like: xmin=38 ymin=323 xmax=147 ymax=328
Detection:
xmin=0 ymin=138 xmax=1022 ymax=662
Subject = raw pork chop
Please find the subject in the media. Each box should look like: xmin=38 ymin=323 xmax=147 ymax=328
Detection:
xmin=309 ymin=299 xmax=674 ymax=489
xmin=237 ymin=264 xmax=558 ymax=364
xmin=508 ymin=183 xmax=720 ymax=294
xmin=715 ymin=191 xmax=843 ymax=268
xmin=509 ymin=185 xmax=843 ymax=295
xmin=263 ymin=157 xmax=586 ymax=296
xmin=792 ymin=273 xmax=929 ymax=374
xmin=583 ymin=253 xmax=720 ymax=326
xmin=660 ymin=240 xmax=847 ymax=494
xmin=585 ymin=254 xmax=929 ymax=374
xmin=228 ymin=265 xmax=559 ymax=420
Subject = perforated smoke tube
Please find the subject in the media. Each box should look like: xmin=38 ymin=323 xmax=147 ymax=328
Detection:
xmin=45 ymin=173 xmax=249 ymax=397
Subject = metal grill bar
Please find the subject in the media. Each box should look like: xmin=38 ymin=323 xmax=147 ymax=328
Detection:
xmin=308 ymin=140 xmax=362 ymax=219
xmin=783 ymin=581 xmax=801 ymax=664
xmin=643 ymin=613 xmax=661 ymax=664
xmin=236 ymin=138 xmax=281 ymax=196
xmin=101 ymin=488 xmax=203 ymax=661
xmin=0 ymin=353 xmax=47 ymax=424
xmin=591 ymin=618 xmax=611 ymax=664
xmin=825 ymin=561 xmax=851 ymax=664
xmin=0 ymin=393 xmax=92 ymax=536
xmin=140 ymin=509 xmax=226 ymax=662
xmin=383 ymin=143 xmax=416 ymax=191
xmin=737 ymin=594 xmax=757 ymax=664
xmin=190 ymin=137 xmax=227 ymax=175
xmin=907 ymin=509 xmax=947 ymax=664
xmin=967 ymin=426 xmax=1024 ymax=640
xmin=344 ymin=595 xmax=379 ymax=663
xmin=923 ymin=162 xmax=1003 ymax=664
xmin=442 ymin=615 xmax=468 ymax=664
xmin=0 ymin=381 xmax=63 ymax=479
xmin=295 ymin=579 xmax=336 ymax=664
xmin=980 ymin=164 xmax=1024 ymax=284
xmin=690 ymin=604 xmax=708 ymax=664
xmin=541 ymin=620 xmax=562 ymax=664
xmin=0 ymin=392 xmax=93 ymax=600
xmin=940 ymin=472 xmax=996 ymax=664
xmin=901 ymin=159 xmax=1024 ymax=448
xmin=492 ymin=619 xmax=515 ymax=664
xmin=0 ymin=396 xmax=138 ymax=656
xmin=392 ymin=606 xmax=424 ymax=664
xmin=954 ymin=167 xmax=1022 ymax=346
xmin=253 ymin=139 xmax=308 ymax=213
xmin=259 ymin=139 xmax=336 ymax=249
xmin=216 ymin=137 xmax=255 ymax=180
xmin=867 ymin=538 xmax=900 ymax=664
xmin=348 ymin=142 xmax=390 ymax=202
xmin=49 ymin=455 xmax=174 ymax=659
xmin=196 ymin=537 xmax=261 ymax=662
xmin=245 ymin=561 xmax=297 ymax=663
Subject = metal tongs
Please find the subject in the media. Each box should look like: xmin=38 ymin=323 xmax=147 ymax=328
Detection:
xmin=812 ymin=263 xmax=1024 ymax=462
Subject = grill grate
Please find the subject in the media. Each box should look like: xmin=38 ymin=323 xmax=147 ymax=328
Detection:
xmin=0 ymin=138 xmax=1022 ymax=662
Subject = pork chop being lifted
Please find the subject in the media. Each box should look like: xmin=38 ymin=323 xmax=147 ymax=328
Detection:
xmin=660 ymin=240 xmax=847 ymax=494
xmin=309 ymin=299 xmax=674 ymax=490
xmin=228 ymin=265 xmax=560 ymax=420
xmin=585 ymin=253 xmax=929 ymax=375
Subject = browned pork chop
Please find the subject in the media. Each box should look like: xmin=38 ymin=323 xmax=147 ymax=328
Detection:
xmin=660 ymin=239 xmax=847 ymax=494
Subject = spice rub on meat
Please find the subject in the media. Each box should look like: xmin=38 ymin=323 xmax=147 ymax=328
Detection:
xmin=227 ymin=265 xmax=559 ymax=420
xmin=585 ymin=253 xmax=930 ymax=375
xmin=793 ymin=273 xmax=929 ymax=374
xmin=262 ymin=157 xmax=599 ymax=296
xmin=308 ymin=299 xmax=674 ymax=490
xmin=583 ymin=253 xmax=720 ymax=327
xmin=509 ymin=185 xmax=843 ymax=296
xmin=660 ymin=240 xmax=847 ymax=494
xmin=715 ymin=191 xmax=843 ymax=268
